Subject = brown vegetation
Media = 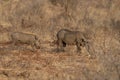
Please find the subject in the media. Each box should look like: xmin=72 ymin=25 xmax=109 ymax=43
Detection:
xmin=0 ymin=0 xmax=120 ymax=80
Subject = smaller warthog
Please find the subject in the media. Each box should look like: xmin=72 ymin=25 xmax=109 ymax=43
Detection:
xmin=57 ymin=29 xmax=91 ymax=56
xmin=11 ymin=32 xmax=40 ymax=51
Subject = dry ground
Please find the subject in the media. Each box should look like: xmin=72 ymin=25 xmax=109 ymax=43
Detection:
xmin=0 ymin=43 xmax=99 ymax=80
xmin=0 ymin=39 xmax=119 ymax=80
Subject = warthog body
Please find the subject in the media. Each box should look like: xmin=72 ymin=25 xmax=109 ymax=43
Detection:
xmin=11 ymin=32 xmax=40 ymax=50
xmin=57 ymin=29 xmax=90 ymax=55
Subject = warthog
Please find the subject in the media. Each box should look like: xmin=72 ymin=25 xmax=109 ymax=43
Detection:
xmin=11 ymin=32 xmax=40 ymax=51
xmin=57 ymin=29 xmax=91 ymax=56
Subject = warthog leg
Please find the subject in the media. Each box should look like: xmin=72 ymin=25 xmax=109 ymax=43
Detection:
xmin=62 ymin=41 xmax=66 ymax=47
xmin=76 ymin=42 xmax=82 ymax=53
xmin=57 ymin=39 xmax=65 ymax=52
xmin=85 ymin=43 xmax=91 ymax=57
xmin=12 ymin=39 xmax=17 ymax=46
xmin=31 ymin=43 xmax=37 ymax=52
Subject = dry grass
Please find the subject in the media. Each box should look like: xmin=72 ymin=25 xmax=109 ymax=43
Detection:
xmin=0 ymin=0 xmax=120 ymax=80
xmin=0 ymin=46 xmax=99 ymax=80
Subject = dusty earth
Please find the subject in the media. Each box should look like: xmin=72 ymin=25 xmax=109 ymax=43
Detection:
xmin=0 ymin=43 xmax=99 ymax=80
xmin=0 ymin=40 xmax=119 ymax=80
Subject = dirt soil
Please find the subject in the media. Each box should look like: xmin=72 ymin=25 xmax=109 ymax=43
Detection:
xmin=0 ymin=44 xmax=99 ymax=80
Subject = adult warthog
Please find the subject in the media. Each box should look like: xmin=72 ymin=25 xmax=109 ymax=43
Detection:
xmin=56 ymin=29 xmax=91 ymax=56
xmin=11 ymin=32 xmax=40 ymax=51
